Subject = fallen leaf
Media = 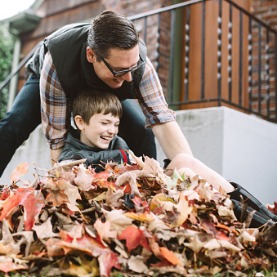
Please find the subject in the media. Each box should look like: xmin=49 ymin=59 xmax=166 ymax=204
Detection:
xmin=0 ymin=187 xmax=45 ymax=230
xmin=128 ymin=255 xmax=148 ymax=273
xmin=160 ymin=246 xmax=181 ymax=265
xmin=118 ymin=225 xmax=150 ymax=251
xmin=33 ymin=217 xmax=58 ymax=239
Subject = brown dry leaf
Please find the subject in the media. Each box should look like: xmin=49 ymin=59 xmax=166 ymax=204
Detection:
xmin=33 ymin=217 xmax=58 ymax=240
xmin=174 ymin=193 xmax=192 ymax=227
xmin=49 ymin=159 xmax=86 ymax=176
xmin=217 ymin=205 xmax=237 ymax=219
xmin=0 ymin=240 xmax=19 ymax=256
xmin=43 ymin=178 xmax=71 ymax=206
xmin=12 ymin=231 xmax=34 ymax=256
xmin=128 ymin=255 xmax=148 ymax=273
xmin=184 ymin=234 xmax=205 ymax=254
xmin=115 ymin=171 xmax=141 ymax=196
xmin=0 ymin=256 xmax=28 ymax=273
xmin=150 ymin=193 xmax=175 ymax=212
xmin=44 ymin=238 xmax=65 ymax=257
xmin=105 ymin=187 xmax=124 ymax=208
xmin=267 ymin=202 xmax=277 ymax=215
xmin=141 ymin=156 xmax=164 ymax=176
xmin=203 ymin=238 xmax=241 ymax=252
xmin=44 ymin=177 xmax=81 ymax=210
xmin=128 ymin=150 xmax=144 ymax=168
xmin=60 ymin=224 xmax=84 ymax=240
xmin=0 ymin=159 xmax=276 ymax=276
xmin=0 ymin=220 xmax=20 ymax=255
xmin=102 ymin=209 xmax=134 ymax=233
xmin=94 ymin=218 xmax=117 ymax=243
xmin=74 ymin=163 xmax=94 ymax=191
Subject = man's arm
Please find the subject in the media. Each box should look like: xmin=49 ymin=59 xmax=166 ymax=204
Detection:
xmin=152 ymin=121 xmax=193 ymax=160
xmin=40 ymin=52 xmax=69 ymax=164
xmin=137 ymin=57 xmax=192 ymax=159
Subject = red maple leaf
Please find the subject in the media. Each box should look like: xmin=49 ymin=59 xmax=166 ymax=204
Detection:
xmin=91 ymin=170 xmax=116 ymax=189
xmin=132 ymin=195 xmax=150 ymax=212
xmin=59 ymin=230 xmax=107 ymax=257
xmin=58 ymin=230 xmax=120 ymax=276
xmin=0 ymin=187 xmax=45 ymax=230
xmin=0 ymin=187 xmax=10 ymax=200
xmin=118 ymin=225 xmax=150 ymax=251
xmin=98 ymin=250 xmax=121 ymax=277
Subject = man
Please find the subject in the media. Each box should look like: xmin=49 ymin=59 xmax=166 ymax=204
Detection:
xmin=0 ymin=10 xmax=192 ymax=176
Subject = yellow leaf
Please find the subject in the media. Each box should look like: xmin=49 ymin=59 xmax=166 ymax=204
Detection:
xmin=125 ymin=212 xmax=153 ymax=222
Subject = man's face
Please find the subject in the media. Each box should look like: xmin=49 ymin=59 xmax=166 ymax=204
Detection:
xmin=80 ymin=112 xmax=120 ymax=149
xmin=86 ymin=45 xmax=140 ymax=89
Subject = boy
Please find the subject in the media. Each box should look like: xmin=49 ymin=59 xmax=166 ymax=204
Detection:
xmin=60 ymin=89 xmax=277 ymax=228
xmin=59 ymin=89 xmax=131 ymax=170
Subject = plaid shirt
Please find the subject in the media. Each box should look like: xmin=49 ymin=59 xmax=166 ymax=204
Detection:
xmin=40 ymin=52 xmax=176 ymax=150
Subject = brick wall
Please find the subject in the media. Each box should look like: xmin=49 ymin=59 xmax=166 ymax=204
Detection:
xmin=251 ymin=0 xmax=277 ymax=30
xmin=250 ymin=0 xmax=276 ymax=120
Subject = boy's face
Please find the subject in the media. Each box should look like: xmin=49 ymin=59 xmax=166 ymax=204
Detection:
xmin=79 ymin=112 xmax=120 ymax=149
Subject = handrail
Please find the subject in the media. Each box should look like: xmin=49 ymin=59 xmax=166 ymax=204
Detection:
xmin=224 ymin=0 xmax=277 ymax=34
xmin=0 ymin=42 xmax=40 ymax=91
xmin=128 ymin=0 xmax=204 ymax=20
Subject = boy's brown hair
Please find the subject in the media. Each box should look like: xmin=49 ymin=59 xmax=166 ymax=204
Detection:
xmin=72 ymin=89 xmax=122 ymax=125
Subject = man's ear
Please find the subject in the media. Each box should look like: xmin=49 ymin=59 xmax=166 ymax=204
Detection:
xmin=74 ymin=115 xmax=86 ymax=130
xmin=86 ymin=47 xmax=96 ymax=64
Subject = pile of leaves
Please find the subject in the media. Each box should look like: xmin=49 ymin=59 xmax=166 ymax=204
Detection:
xmin=0 ymin=156 xmax=276 ymax=276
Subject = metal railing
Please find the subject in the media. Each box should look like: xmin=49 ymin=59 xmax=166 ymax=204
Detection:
xmin=1 ymin=0 xmax=276 ymax=122
xmin=130 ymin=0 xmax=277 ymax=122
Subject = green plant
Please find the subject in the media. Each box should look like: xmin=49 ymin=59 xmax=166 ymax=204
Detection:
xmin=0 ymin=23 xmax=15 ymax=120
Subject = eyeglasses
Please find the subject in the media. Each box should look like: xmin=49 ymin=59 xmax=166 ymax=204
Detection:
xmin=99 ymin=54 xmax=145 ymax=77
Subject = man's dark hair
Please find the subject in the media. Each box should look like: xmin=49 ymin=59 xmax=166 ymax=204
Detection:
xmin=87 ymin=10 xmax=139 ymax=61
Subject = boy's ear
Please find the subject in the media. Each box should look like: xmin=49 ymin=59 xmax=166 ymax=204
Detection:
xmin=74 ymin=115 xmax=86 ymax=130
